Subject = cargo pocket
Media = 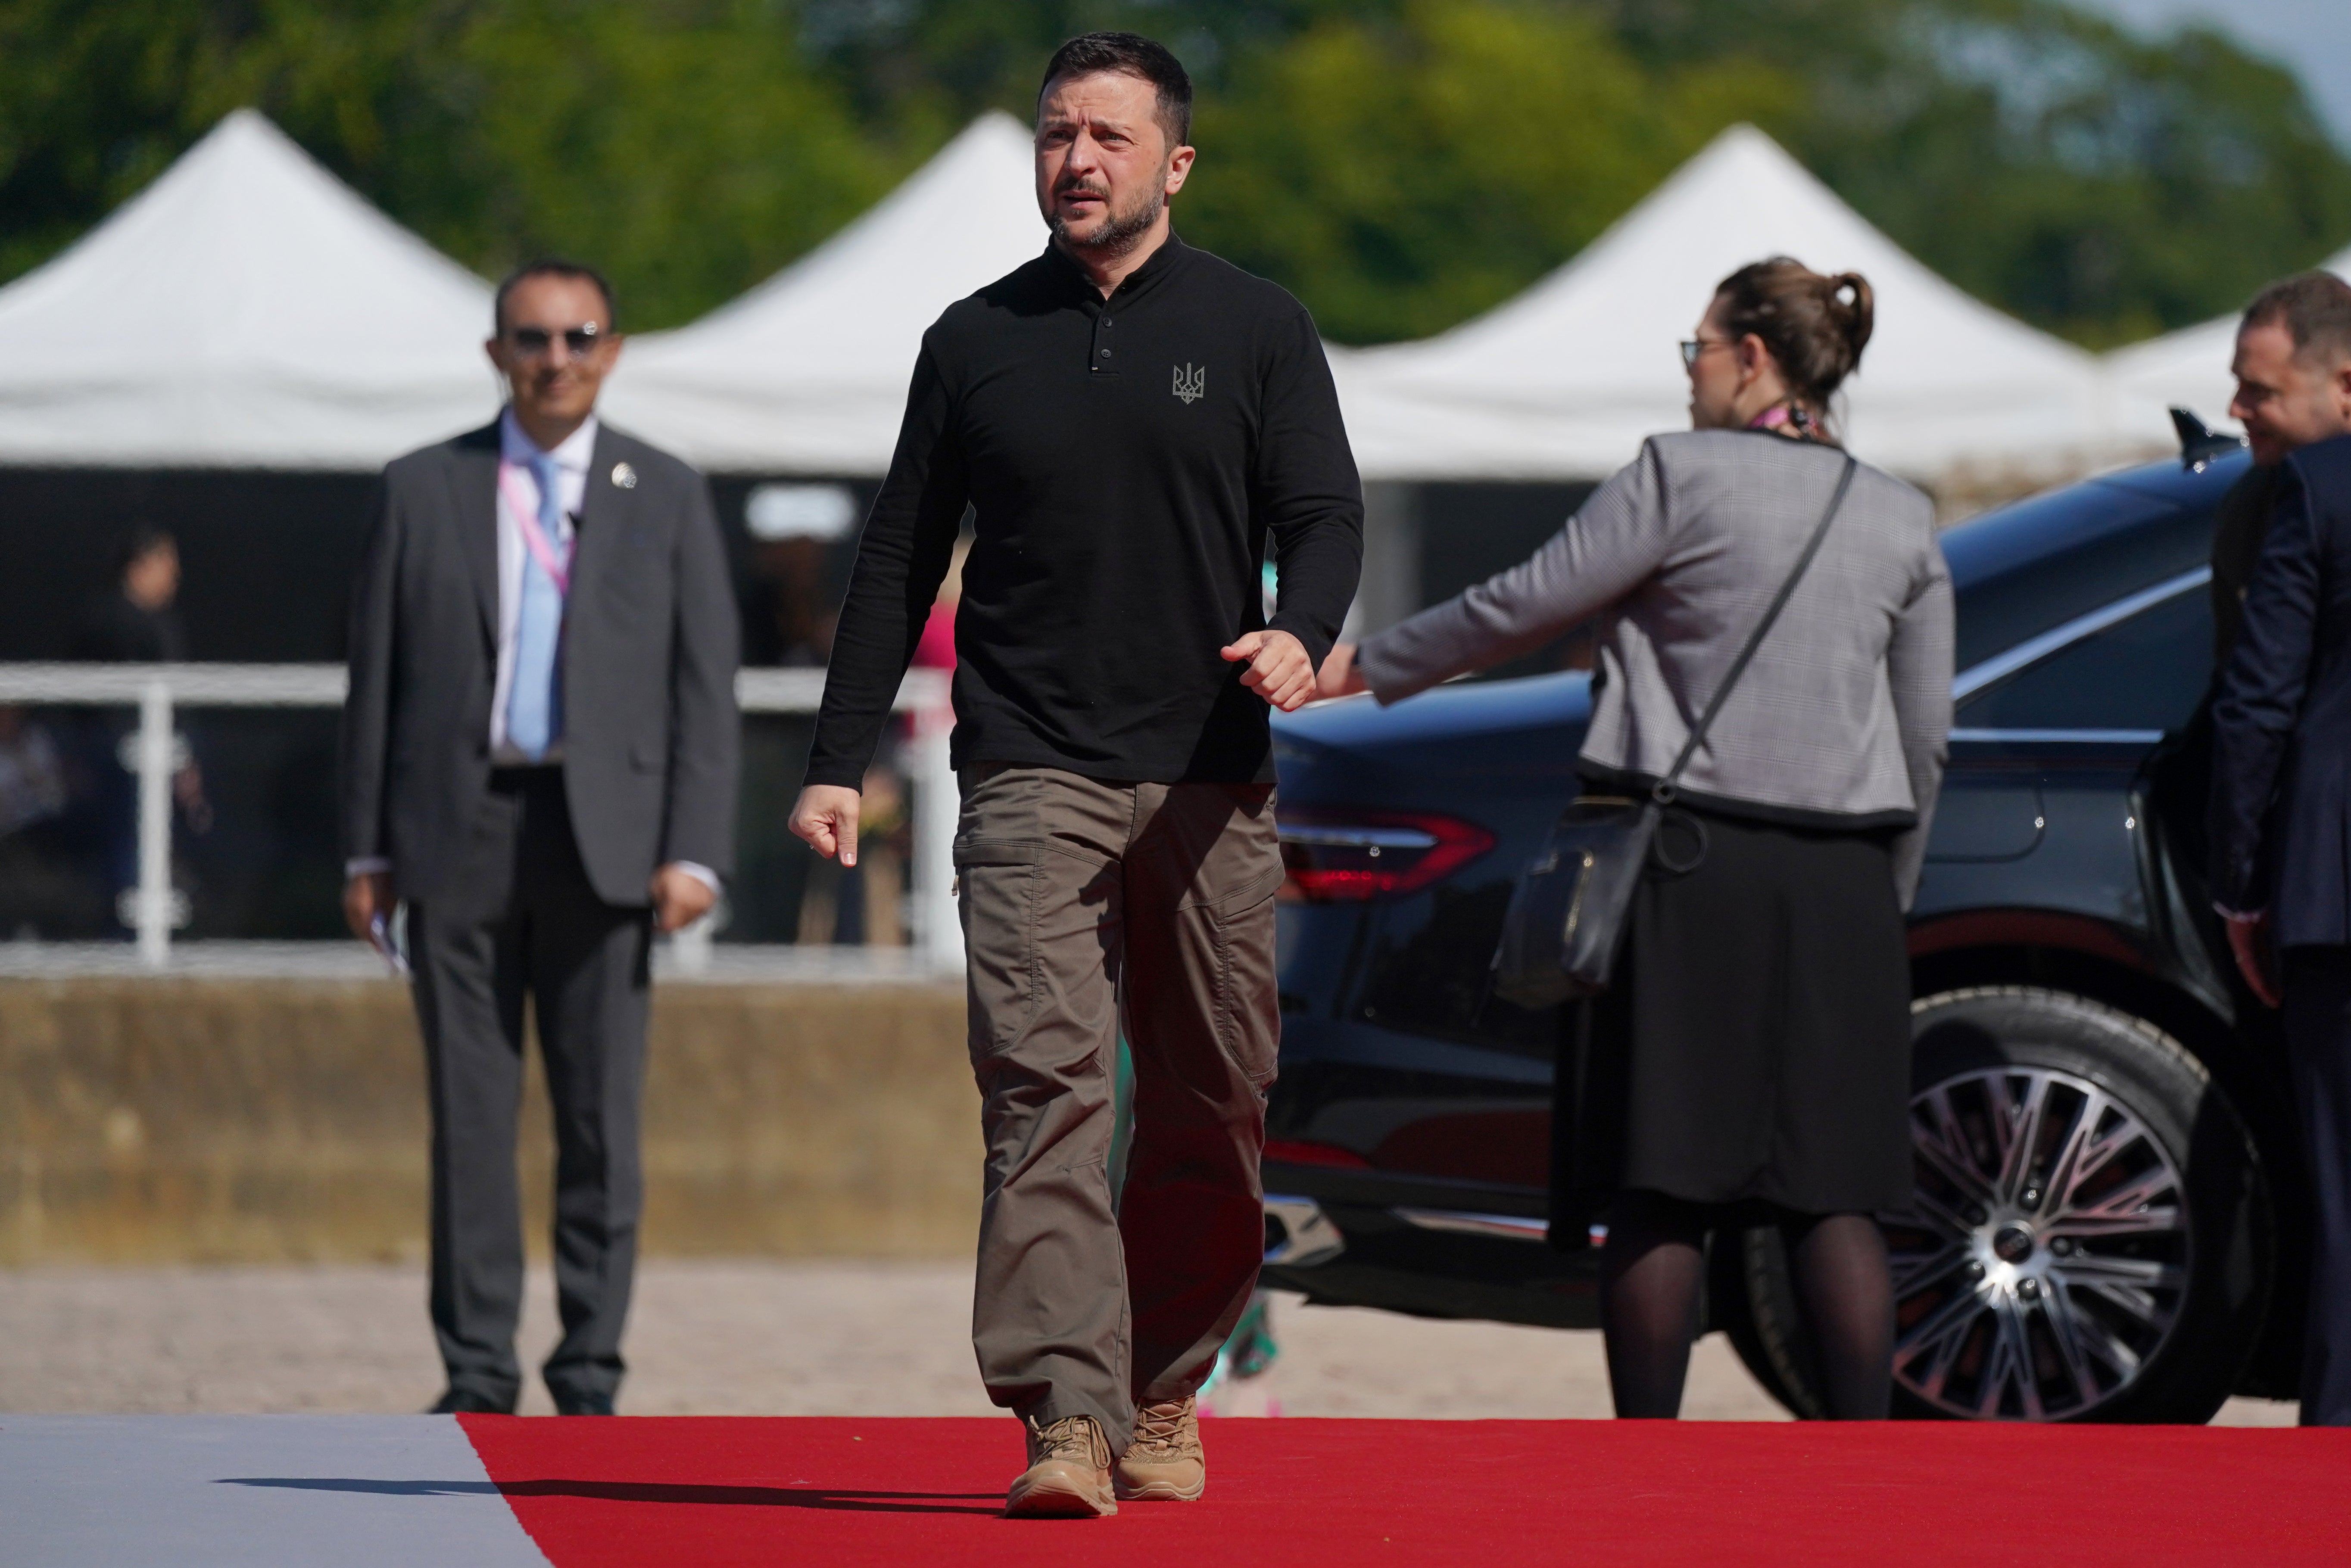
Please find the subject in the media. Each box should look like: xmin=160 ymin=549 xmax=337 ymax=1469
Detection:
xmin=1195 ymin=864 xmax=1284 ymax=1088
xmin=954 ymin=837 xmax=1046 ymax=1059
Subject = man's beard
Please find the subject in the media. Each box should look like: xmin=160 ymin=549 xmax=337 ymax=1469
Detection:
xmin=1051 ymin=182 xmax=1166 ymax=259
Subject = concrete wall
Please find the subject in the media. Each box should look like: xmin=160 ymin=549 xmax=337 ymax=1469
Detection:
xmin=0 ymin=978 xmax=979 ymax=1265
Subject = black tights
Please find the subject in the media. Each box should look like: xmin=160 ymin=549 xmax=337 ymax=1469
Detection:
xmin=1599 ymin=1188 xmax=1893 ymax=1419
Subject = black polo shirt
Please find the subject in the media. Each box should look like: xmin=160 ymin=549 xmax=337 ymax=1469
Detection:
xmin=804 ymin=233 xmax=1363 ymax=789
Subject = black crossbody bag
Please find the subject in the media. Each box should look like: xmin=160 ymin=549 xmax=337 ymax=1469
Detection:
xmin=1490 ymin=454 xmax=1858 ymax=1008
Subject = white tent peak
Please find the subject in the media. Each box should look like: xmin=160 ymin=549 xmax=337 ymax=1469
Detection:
xmin=602 ymin=112 xmax=1046 ymax=471
xmin=657 ymin=112 xmax=1036 ymax=347
xmin=0 ymin=107 xmax=499 ymax=469
xmin=1340 ymin=122 xmax=2112 ymax=482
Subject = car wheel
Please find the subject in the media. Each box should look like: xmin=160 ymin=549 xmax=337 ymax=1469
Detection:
xmin=1712 ymin=986 xmax=2272 ymax=1422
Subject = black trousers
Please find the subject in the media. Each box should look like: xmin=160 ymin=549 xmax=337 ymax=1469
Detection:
xmin=407 ymin=767 xmax=652 ymax=1408
xmin=2285 ymin=945 xmax=2351 ymax=1426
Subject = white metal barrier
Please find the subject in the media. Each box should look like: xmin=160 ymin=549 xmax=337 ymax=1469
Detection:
xmin=0 ymin=663 xmax=961 ymax=974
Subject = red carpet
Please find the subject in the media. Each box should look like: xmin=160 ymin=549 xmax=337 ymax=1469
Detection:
xmin=460 ymin=1415 xmax=2351 ymax=1566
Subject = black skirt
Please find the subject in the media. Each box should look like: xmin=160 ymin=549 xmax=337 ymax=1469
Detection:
xmin=1553 ymin=804 xmax=1913 ymax=1224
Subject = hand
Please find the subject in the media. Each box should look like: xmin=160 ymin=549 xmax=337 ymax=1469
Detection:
xmin=1316 ymin=641 xmax=1369 ymax=701
xmin=2226 ymin=912 xmax=2282 ymax=1009
xmin=343 ymin=871 xmax=392 ymax=943
xmin=790 ymin=784 xmax=863 ymax=866
xmin=650 ymin=864 xmax=717 ymax=933
xmin=1221 ymin=629 xmax=1316 ymax=712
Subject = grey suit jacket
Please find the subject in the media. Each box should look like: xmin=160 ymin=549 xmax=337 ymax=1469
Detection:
xmin=1359 ymin=430 xmax=1953 ymax=902
xmin=339 ymin=418 xmax=741 ymax=907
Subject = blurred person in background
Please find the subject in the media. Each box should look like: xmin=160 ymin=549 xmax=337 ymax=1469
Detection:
xmin=0 ymin=704 xmax=96 ymax=936
xmin=791 ymin=32 xmax=1361 ymax=1515
xmin=2208 ymin=281 xmax=2351 ymax=1428
xmin=340 ymin=259 xmax=739 ymax=1417
xmin=1321 ymin=259 xmax=1952 ymax=1421
xmin=74 ymin=527 xmax=187 ymax=663
xmin=742 ymin=482 xmax=855 ymax=667
xmin=71 ymin=525 xmax=209 ymax=929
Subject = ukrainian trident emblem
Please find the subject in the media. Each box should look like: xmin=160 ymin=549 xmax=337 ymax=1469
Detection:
xmin=1172 ymin=363 xmax=1206 ymax=404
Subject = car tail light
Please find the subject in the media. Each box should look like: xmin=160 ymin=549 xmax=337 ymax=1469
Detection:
xmin=1278 ymin=808 xmax=1496 ymax=902
xmin=1263 ymin=1138 xmax=1371 ymax=1170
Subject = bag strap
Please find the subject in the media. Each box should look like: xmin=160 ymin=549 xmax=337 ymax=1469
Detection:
xmin=1653 ymin=453 xmax=1859 ymax=805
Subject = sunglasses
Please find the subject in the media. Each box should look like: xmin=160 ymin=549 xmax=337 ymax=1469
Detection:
xmin=1679 ymin=338 xmax=1734 ymax=371
xmin=505 ymin=324 xmax=608 ymax=359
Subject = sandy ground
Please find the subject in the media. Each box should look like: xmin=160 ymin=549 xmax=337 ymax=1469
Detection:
xmin=0 ymin=1261 xmax=2296 ymax=1425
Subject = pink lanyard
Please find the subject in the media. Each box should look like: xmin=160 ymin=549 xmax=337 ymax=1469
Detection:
xmin=497 ymin=461 xmax=573 ymax=595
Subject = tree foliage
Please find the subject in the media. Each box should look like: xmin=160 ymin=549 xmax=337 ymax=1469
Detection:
xmin=1179 ymin=3 xmax=1793 ymax=342
xmin=2 ymin=0 xmax=2347 ymax=345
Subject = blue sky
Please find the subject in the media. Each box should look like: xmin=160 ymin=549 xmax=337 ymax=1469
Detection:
xmin=2066 ymin=0 xmax=2351 ymax=147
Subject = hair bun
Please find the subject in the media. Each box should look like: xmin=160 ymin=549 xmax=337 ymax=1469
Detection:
xmin=1830 ymin=272 xmax=1875 ymax=365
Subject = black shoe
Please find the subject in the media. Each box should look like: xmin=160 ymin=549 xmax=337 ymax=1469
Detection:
xmin=427 ymin=1388 xmax=517 ymax=1415
xmin=552 ymin=1390 xmax=617 ymax=1416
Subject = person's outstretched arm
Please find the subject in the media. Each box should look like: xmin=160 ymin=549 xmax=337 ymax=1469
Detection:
xmin=1349 ymin=441 xmax=1674 ymax=704
xmin=792 ymin=335 xmax=967 ymax=864
xmin=1886 ymin=540 xmax=1955 ymax=910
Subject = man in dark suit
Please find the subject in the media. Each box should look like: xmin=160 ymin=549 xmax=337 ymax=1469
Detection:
xmin=2212 ymin=271 xmax=2351 ymax=664
xmin=340 ymin=259 xmax=739 ymax=1416
xmin=2213 ymin=400 xmax=2351 ymax=1426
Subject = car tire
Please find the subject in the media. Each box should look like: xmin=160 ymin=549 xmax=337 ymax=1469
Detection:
xmin=1712 ymin=986 xmax=2272 ymax=1423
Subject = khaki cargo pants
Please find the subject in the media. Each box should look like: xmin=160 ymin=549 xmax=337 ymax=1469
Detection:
xmin=954 ymin=763 xmax=1282 ymax=1452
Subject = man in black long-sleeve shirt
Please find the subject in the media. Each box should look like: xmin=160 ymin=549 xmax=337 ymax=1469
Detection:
xmin=792 ymin=33 xmax=1360 ymax=1518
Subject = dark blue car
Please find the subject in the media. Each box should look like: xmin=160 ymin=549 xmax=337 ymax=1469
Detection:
xmin=1262 ymin=428 xmax=2299 ymax=1424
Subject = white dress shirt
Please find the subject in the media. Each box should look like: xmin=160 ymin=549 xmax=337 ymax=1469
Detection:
xmin=347 ymin=408 xmax=716 ymax=898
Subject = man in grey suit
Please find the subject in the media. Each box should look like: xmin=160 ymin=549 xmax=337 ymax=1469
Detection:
xmin=340 ymin=260 xmax=739 ymax=1416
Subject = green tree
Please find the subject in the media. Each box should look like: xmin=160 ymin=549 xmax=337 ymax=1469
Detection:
xmin=0 ymin=0 xmax=893 ymax=329
xmin=1596 ymin=0 xmax=2351 ymax=345
xmin=4 ymin=0 xmax=2349 ymax=345
xmin=1178 ymin=1 xmax=1793 ymax=343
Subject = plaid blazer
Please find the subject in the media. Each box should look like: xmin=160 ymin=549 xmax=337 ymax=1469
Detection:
xmin=1358 ymin=429 xmax=1953 ymax=904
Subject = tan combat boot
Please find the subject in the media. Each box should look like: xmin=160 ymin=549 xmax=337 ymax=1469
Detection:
xmin=1005 ymin=1413 xmax=1117 ymax=1518
xmin=1114 ymin=1396 xmax=1205 ymax=1502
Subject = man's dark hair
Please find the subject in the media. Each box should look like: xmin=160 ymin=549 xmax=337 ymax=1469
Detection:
xmin=494 ymin=258 xmax=618 ymax=335
xmin=2242 ymin=271 xmax=2351 ymax=365
xmin=1038 ymin=31 xmax=1192 ymax=150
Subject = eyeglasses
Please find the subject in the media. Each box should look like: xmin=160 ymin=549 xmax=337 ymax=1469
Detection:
xmin=1679 ymin=338 xmax=1733 ymax=371
xmin=505 ymin=324 xmax=608 ymax=359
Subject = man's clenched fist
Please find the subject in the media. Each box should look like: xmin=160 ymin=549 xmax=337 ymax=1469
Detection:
xmin=1221 ymin=629 xmax=1315 ymax=712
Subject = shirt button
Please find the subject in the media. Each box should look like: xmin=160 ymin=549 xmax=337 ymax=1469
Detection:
xmin=1100 ymin=348 xmax=1113 ymax=359
xmin=1102 ymin=318 xmax=1113 ymax=327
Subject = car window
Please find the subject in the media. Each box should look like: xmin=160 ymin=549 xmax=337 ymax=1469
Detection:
xmin=1956 ymin=587 xmax=2211 ymax=734
xmin=1944 ymin=487 xmax=2217 ymax=672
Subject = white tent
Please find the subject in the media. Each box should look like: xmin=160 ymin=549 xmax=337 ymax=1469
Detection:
xmin=2104 ymin=244 xmax=2351 ymax=442
xmin=601 ymin=114 xmax=1045 ymax=474
xmin=1334 ymin=126 xmax=2119 ymax=486
xmin=0 ymin=110 xmax=499 ymax=470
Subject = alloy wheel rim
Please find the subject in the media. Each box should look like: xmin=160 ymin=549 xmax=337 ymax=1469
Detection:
xmin=1883 ymin=1065 xmax=2191 ymax=1420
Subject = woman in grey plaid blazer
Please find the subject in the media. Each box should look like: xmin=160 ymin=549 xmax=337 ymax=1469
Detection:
xmin=1322 ymin=259 xmax=1954 ymax=1421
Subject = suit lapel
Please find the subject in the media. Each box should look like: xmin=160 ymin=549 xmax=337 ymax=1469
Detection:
xmin=573 ymin=425 xmax=627 ymax=607
xmin=448 ymin=421 xmax=502 ymax=653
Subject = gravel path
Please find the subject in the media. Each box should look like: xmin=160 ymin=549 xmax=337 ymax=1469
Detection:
xmin=0 ymin=1262 xmax=2295 ymax=1425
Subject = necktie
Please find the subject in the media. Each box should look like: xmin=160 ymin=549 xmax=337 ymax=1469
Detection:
xmin=506 ymin=454 xmax=567 ymax=760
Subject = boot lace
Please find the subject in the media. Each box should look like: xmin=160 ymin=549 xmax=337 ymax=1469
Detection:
xmin=1129 ymin=1398 xmax=1194 ymax=1459
xmin=1032 ymin=1414 xmax=1108 ymax=1468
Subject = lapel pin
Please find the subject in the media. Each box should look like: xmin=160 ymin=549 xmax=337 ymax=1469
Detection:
xmin=611 ymin=461 xmax=638 ymax=490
